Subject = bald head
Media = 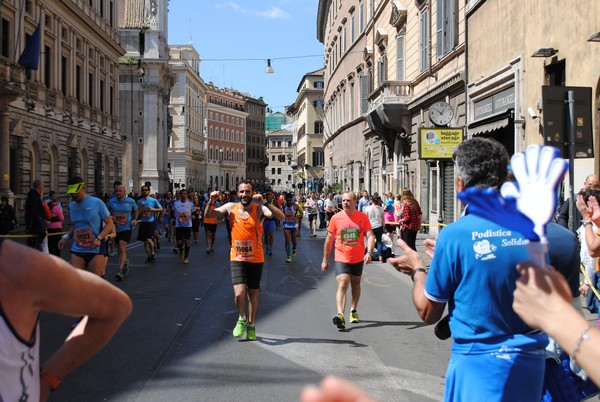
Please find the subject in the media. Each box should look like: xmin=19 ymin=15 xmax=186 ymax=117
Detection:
xmin=584 ymin=174 xmax=599 ymax=190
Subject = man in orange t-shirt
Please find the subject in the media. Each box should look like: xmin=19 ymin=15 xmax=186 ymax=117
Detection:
xmin=322 ymin=191 xmax=376 ymax=330
xmin=204 ymin=181 xmax=284 ymax=341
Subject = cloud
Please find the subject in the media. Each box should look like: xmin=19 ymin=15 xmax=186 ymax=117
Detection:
xmin=216 ymin=2 xmax=290 ymax=19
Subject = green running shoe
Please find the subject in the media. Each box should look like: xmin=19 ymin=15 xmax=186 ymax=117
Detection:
xmin=233 ymin=318 xmax=247 ymax=338
xmin=292 ymin=249 xmax=297 ymax=257
xmin=115 ymin=270 xmax=124 ymax=281
xmin=350 ymin=310 xmax=359 ymax=323
xmin=333 ymin=313 xmax=345 ymax=329
xmin=246 ymin=325 xmax=257 ymax=341
xmin=286 ymin=256 xmax=292 ymax=263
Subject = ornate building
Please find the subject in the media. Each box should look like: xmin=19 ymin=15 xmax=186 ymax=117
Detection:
xmin=168 ymin=45 xmax=207 ymax=192
xmin=205 ymin=83 xmax=247 ymax=191
xmin=244 ymin=96 xmax=268 ymax=191
xmin=119 ymin=0 xmax=172 ymax=194
xmin=0 ymin=0 xmax=124 ymax=214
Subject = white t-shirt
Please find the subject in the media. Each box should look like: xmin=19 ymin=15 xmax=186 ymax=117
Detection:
xmin=365 ymin=204 xmax=384 ymax=229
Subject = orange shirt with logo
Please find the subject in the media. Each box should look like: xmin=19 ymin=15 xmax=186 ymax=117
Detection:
xmin=328 ymin=210 xmax=372 ymax=264
xmin=229 ymin=203 xmax=264 ymax=263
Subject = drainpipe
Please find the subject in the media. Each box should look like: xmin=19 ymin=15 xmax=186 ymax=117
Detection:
xmin=428 ymin=0 xmax=436 ymax=80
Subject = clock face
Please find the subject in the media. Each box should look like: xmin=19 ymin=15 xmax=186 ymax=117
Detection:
xmin=429 ymin=101 xmax=454 ymax=126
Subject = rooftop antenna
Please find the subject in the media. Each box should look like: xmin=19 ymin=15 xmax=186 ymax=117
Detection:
xmin=188 ymin=17 xmax=193 ymax=45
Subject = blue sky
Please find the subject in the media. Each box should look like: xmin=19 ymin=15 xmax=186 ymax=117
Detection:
xmin=168 ymin=0 xmax=324 ymax=113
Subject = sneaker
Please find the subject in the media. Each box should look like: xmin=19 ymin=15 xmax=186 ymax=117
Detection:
xmin=350 ymin=310 xmax=359 ymax=323
xmin=313 ymin=233 xmax=317 ymax=237
xmin=108 ymin=248 xmax=118 ymax=257
xmin=233 ymin=318 xmax=247 ymax=338
xmin=183 ymin=257 xmax=189 ymax=264
xmin=150 ymin=254 xmax=156 ymax=263
xmin=210 ymin=246 xmax=214 ymax=253
xmin=292 ymin=249 xmax=297 ymax=257
xmin=246 ymin=325 xmax=257 ymax=341
xmin=206 ymin=248 xmax=211 ymax=254
xmin=115 ymin=270 xmax=124 ymax=281
xmin=173 ymin=247 xmax=180 ymax=254
xmin=297 ymin=232 xmax=302 ymax=238
xmin=333 ymin=313 xmax=346 ymax=329
xmin=145 ymin=257 xmax=152 ymax=264
xmin=156 ymin=240 xmax=161 ymax=250
xmin=123 ymin=259 xmax=130 ymax=275
xmin=286 ymin=256 xmax=292 ymax=263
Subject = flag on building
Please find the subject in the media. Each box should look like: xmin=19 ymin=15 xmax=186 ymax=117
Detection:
xmin=18 ymin=19 xmax=41 ymax=70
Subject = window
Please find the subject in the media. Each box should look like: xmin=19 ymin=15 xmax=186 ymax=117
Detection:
xmin=277 ymin=168 xmax=281 ymax=175
xmin=314 ymin=121 xmax=323 ymax=134
xmin=1 ymin=18 xmax=10 ymax=58
xmin=360 ymin=74 xmax=369 ymax=114
xmin=396 ymin=33 xmax=405 ymax=81
xmin=436 ymin=0 xmax=455 ymax=58
xmin=350 ymin=82 xmax=355 ymax=120
xmin=377 ymin=55 xmax=387 ymax=87
xmin=76 ymin=65 xmax=82 ymax=101
xmin=313 ymin=100 xmax=324 ymax=108
xmin=272 ymin=155 xmax=275 ymax=162
xmin=343 ymin=23 xmax=347 ymax=53
xmin=271 ymin=168 xmax=276 ymax=175
xmin=420 ymin=8 xmax=429 ymax=72
xmin=88 ymin=73 xmax=93 ymax=106
xmin=314 ymin=81 xmax=324 ymax=89
xmin=351 ymin=13 xmax=355 ymax=43
xmin=44 ymin=46 xmax=51 ymax=88
xmin=359 ymin=1 xmax=364 ymax=33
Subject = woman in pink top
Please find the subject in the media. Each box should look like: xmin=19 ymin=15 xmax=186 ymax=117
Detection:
xmin=47 ymin=194 xmax=64 ymax=257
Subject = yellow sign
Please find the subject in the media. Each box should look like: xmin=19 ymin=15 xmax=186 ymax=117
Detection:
xmin=418 ymin=128 xmax=464 ymax=159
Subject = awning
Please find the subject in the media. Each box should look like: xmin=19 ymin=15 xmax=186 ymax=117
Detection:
xmin=467 ymin=111 xmax=512 ymax=136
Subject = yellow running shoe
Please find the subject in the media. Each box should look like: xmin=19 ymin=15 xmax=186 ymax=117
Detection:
xmin=350 ymin=310 xmax=359 ymax=323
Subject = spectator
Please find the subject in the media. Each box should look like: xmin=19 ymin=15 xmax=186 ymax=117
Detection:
xmin=0 ymin=196 xmax=17 ymax=235
xmin=24 ymin=179 xmax=49 ymax=252
xmin=47 ymin=194 xmax=64 ymax=257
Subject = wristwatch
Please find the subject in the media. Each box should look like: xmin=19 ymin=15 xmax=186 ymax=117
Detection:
xmin=96 ymin=236 xmax=103 ymax=241
xmin=584 ymin=221 xmax=594 ymax=227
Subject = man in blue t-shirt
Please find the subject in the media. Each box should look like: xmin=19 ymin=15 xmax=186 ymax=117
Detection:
xmin=389 ymin=138 xmax=554 ymax=401
xmin=134 ymin=185 xmax=163 ymax=264
xmin=58 ymin=177 xmax=115 ymax=277
xmin=107 ymin=184 xmax=138 ymax=280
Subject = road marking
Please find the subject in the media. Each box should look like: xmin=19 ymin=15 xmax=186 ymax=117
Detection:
xmin=255 ymin=332 xmax=445 ymax=401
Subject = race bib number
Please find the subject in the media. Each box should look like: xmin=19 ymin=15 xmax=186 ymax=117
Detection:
xmin=284 ymin=211 xmax=296 ymax=221
xmin=178 ymin=212 xmax=189 ymax=223
xmin=113 ymin=212 xmax=127 ymax=225
xmin=142 ymin=207 xmax=152 ymax=218
xmin=235 ymin=240 xmax=254 ymax=260
xmin=75 ymin=228 xmax=94 ymax=248
xmin=340 ymin=227 xmax=359 ymax=247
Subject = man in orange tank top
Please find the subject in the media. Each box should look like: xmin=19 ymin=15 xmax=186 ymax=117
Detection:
xmin=204 ymin=181 xmax=284 ymax=341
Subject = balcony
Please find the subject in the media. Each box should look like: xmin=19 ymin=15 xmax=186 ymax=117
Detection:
xmin=365 ymin=80 xmax=413 ymax=156
xmin=0 ymin=58 xmax=26 ymax=99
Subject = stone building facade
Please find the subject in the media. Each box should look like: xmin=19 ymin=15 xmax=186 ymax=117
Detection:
xmin=244 ymin=96 xmax=268 ymax=190
xmin=0 ymin=0 xmax=124 ymax=215
xmin=167 ymin=45 xmax=207 ymax=192
xmin=205 ymin=83 xmax=247 ymax=191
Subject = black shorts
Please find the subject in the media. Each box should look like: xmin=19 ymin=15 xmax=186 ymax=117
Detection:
xmin=230 ymin=261 xmax=264 ymax=289
xmin=115 ymin=230 xmax=132 ymax=244
xmin=71 ymin=251 xmax=106 ymax=264
xmin=137 ymin=222 xmax=155 ymax=242
xmin=308 ymin=213 xmax=318 ymax=222
xmin=204 ymin=223 xmax=217 ymax=233
xmin=176 ymin=226 xmax=192 ymax=241
xmin=192 ymin=219 xmax=201 ymax=232
xmin=334 ymin=261 xmax=364 ymax=277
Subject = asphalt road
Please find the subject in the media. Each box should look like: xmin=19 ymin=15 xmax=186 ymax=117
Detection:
xmin=40 ymin=223 xmax=451 ymax=401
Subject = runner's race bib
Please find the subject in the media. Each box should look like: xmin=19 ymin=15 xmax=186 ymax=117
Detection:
xmin=178 ymin=212 xmax=189 ymax=223
xmin=113 ymin=212 xmax=127 ymax=225
xmin=235 ymin=240 xmax=254 ymax=260
xmin=75 ymin=228 xmax=94 ymax=248
xmin=341 ymin=227 xmax=359 ymax=247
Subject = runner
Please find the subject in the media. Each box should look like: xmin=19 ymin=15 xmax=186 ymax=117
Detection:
xmin=191 ymin=193 xmax=202 ymax=244
xmin=134 ymin=185 xmax=163 ymax=264
xmin=305 ymin=192 xmax=319 ymax=237
xmin=321 ymin=191 xmax=376 ymax=330
xmin=296 ymin=194 xmax=305 ymax=238
xmin=173 ymin=189 xmax=195 ymax=264
xmin=107 ymin=184 xmax=138 ymax=280
xmin=282 ymin=193 xmax=302 ymax=263
xmin=324 ymin=193 xmax=336 ymax=227
xmin=203 ymin=195 xmax=220 ymax=254
xmin=161 ymin=191 xmax=174 ymax=243
xmin=58 ymin=177 xmax=115 ymax=277
xmin=262 ymin=192 xmax=276 ymax=255
xmin=203 ymin=181 xmax=284 ymax=341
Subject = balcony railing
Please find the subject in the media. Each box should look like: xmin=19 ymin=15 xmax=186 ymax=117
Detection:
xmin=0 ymin=58 xmax=25 ymax=98
xmin=368 ymin=80 xmax=413 ymax=105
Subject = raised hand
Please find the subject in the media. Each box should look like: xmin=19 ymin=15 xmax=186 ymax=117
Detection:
xmin=500 ymin=145 xmax=567 ymax=239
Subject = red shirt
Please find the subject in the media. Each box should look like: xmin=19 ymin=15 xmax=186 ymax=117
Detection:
xmin=328 ymin=210 xmax=372 ymax=264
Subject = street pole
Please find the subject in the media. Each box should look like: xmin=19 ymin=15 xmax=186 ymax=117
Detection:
xmin=566 ymin=90 xmax=576 ymax=233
